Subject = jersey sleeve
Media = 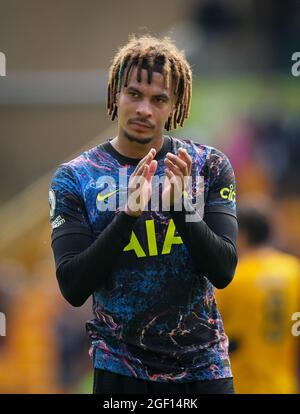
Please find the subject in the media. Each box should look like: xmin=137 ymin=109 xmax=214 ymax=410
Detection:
xmin=204 ymin=148 xmax=237 ymax=218
xmin=49 ymin=163 xmax=93 ymax=242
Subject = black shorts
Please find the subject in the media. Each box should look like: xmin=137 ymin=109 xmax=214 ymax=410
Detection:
xmin=93 ymin=368 xmax=235 ymax=394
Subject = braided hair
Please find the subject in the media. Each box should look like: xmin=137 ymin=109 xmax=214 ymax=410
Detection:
xmin=107 ymin=34 xmax=192 ymax=130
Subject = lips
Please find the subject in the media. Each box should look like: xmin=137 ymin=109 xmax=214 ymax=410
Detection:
xmin=130 ymin=121 xmax=152 ymax=129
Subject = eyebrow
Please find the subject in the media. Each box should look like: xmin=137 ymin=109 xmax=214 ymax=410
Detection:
xmin=125 ymin=86 xmax=170 ymax=100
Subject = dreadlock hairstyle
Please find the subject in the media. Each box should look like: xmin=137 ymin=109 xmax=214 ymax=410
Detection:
xmin=107 ymin=34 xmax=192 ymax=131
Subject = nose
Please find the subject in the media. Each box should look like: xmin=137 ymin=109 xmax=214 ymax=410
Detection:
xmin=136 ymin=98 xmax=152 ymax=118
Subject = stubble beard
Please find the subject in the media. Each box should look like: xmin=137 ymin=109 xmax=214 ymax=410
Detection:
xmin=123 ymin=129 xmax=154 ymax=145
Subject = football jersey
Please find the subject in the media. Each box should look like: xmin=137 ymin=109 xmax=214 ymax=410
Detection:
xmin=216 ymin=248 xmax=300 ymax=393
xmin=49 ymin=135 xmax=237 ymax=383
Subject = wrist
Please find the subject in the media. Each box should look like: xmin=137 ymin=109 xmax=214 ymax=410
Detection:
xmin=124 ymin=204 xmax=142 ymax=217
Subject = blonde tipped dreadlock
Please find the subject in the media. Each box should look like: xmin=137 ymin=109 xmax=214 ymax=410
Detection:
xmin=107 ymin=34 xmax=192 ymax=131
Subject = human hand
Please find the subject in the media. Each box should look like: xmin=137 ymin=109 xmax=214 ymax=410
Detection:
xmin=125 ymin=148 xmax=158 ymax=217
xmin=162 ymin=148 xmax=192 ymax=209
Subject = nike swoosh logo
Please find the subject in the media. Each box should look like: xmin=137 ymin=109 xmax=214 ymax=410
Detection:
xmin=97 ymin=189 xmax=118 ymax=202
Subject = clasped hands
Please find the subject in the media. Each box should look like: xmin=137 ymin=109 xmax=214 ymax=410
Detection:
xmin=125 ymin=147 xmax=192 ymax=217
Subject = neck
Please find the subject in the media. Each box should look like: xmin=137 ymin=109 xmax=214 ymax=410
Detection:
xmin=110 ymin=133 xmax=165 ymax=159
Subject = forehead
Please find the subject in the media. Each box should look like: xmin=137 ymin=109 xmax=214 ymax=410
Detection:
xmin=124 ymin=66 xmax=173 ymax=96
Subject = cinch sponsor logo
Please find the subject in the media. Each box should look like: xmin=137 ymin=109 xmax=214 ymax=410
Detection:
xmin=51 ymin=215 xmax=66 ymax=229
xmin=220 ymin=184 xmax=236 ymax=202
xmin=0 ymin=52 xmax=6 ymax=76
xmin=0 ymin=312 xmax=6 ymax=336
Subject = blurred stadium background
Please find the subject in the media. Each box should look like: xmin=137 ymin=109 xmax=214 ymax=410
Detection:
xmin=0 ymin=0 xmax=299 ymax=393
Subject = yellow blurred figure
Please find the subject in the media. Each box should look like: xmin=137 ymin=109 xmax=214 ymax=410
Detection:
xmin=217 ymin=203 xmax=300 ymax=394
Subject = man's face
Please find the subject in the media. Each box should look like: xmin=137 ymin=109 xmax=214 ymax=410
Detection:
xmin=116 ymin=66 xmax=175 ymax=144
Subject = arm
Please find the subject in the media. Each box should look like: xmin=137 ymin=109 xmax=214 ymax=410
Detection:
xmin=165 ymin=146 xmax=238 ymax=289
xmin=52 ymin=212 xmax=137 ymax=307
xmin=170 ymin=208 xmax=238 ymax=288
xmin=50 ymin=149 xmax=157 ymax=307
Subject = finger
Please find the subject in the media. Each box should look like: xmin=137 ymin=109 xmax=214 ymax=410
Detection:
xmin=138 ymin=148 xmax=156 ymax=167
xmin=164 ymin=168 xmax=182 ymax=197
xmin=165 ymin=167 xmax=174 ymax=180
xmin=147 ymin=159 xmax=157 ymax=182
xmin=164 ymin=161 xmax=184 ymax=195
xmin=141 ymin=163 xmax=149 ymax=178
xmin=134 ymin=164 xmax=149 ymax=187
xmin=164 ymin=158 xmax=184 ymax=177
xmin=178 ymin=148 xmax=192 ymax=174
xmin=134 ymin=148 xmax=156 ymax=176
xmin=166 ymin=152 xmax=188 ymax=176
xmin=165 ymin=167 xmax=182 ymax=186
xmin=178 ymin=147 xmax=192 ymax=166
xmin=173 ymin=149 xmax=191 ymax=167
xmin=129 ymin=165 xmax=147 ymax=189
xmin=136 ymin=163 xmax=151 ymax=187
xmin=134 ymin=154 xmax=152 ymax=177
